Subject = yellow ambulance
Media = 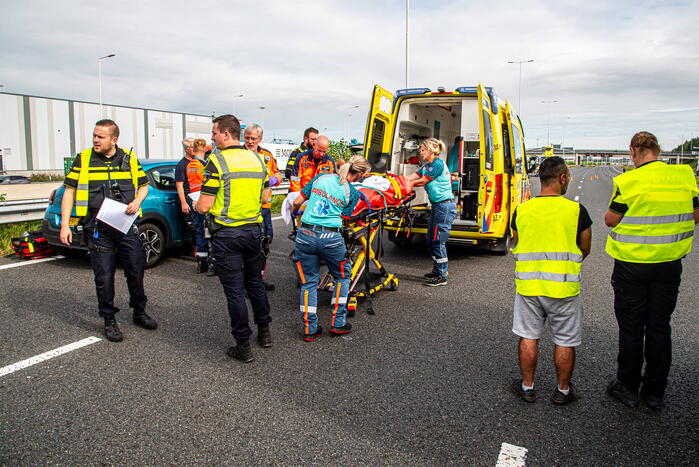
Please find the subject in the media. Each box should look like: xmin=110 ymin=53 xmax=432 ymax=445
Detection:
xmin=363 ymin=84 xmax=530 ymax=253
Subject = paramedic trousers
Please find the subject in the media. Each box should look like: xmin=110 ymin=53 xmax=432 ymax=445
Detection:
xmin=611 ymin=259 xmax=682 ymax=398
xmin=294 ymin=226 xmax=352 ymax=334
xmin=186 ymin=197 xmax=208 ymax=255
xmin=261 ymin=207 xmax=274 ymax=241
xmin=85 ymin=218 xmax=147 ymax=318
xmin=425 ymin=200 xmax=457 ymax=276
xmin=210 ymin=223 xmax=271 ymax=342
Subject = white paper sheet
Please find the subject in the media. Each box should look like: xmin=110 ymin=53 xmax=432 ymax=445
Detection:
xmin=361 ymin=175 xmax=391 ymax=191
xmin=188 ymin=191 xmax=201 ymax=202
xmin=96 ymin=198 xmax=139 ymax=233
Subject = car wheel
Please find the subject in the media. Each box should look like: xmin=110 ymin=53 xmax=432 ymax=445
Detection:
xmin=139 ymin=222 xmax=164 ymax=268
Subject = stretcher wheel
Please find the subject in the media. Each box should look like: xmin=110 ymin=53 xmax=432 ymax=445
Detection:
xmin=390 ymin=279 xmax=398 ymax=291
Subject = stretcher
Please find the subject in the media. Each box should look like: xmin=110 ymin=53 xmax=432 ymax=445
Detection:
xmin=317 ymin=173 xmax=415 ymax=315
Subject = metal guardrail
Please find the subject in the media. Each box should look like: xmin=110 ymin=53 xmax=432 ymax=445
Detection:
xmin=0 ymin=183 xmax=291 ymax=225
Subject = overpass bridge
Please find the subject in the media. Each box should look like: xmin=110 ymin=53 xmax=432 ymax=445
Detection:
xmin=527 ymin=145 xmax=699 ymax=167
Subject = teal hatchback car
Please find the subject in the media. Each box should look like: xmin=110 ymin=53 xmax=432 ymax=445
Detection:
xmin=42 ymin=159 xmax=191 ymax=267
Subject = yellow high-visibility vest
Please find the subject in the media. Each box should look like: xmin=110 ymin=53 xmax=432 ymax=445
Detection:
xmin=606 ymin=162 xmax=697 ymax=263
xmin=75 ymin=148 xmax=140 ymax=217
xmin=512 ymin=196 xmax=583 ymax=298
xmin=209 ymin=148 xmax=267 ymax=227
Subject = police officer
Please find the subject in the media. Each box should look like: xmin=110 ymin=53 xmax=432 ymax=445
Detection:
xmin=195 ymin=114 xmax=272 ymax=363
xmin=291 ymin=155 xmax=370 ymax=341
xmin=60 ymin=119 xmax=156 ymax=342
xmin=605 ymin=131 xmax=699 ymax=409
xmin=285 ymin=127 xmax=319 ymax=180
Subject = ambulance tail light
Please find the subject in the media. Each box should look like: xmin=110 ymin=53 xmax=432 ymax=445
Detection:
xmin=493 ymin=174 xmax=503 ymax=213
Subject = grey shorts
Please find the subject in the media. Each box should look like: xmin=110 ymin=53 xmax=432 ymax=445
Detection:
xmin=512 ymin=293 xmax=583 ymax=347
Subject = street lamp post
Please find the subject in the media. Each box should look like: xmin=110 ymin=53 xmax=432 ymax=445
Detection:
xmin=259 ymin=106 xmax=266 ymax=129
xmin=347 ymin=105 xmax=360 ymax=141
xmin=507 ymin=59 xmax=534 ymax=115
xmin=98 ymin=54 xmax=115 ymax=117
xmin=405 ymin=0 xmax=410 ymax=88
xmin=232 ymin=94 xmax=244 ymax=116
xmin=541 ymin=99 xmax=558 ymax=146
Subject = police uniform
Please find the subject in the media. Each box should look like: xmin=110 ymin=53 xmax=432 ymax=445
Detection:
xmin=294 ymin=173 xmax=360 ymax=340
xmin=63 ymin=146 xmax=152 ymax=331
xmin=605 ymin=160 xmax=698 ymax=401
xmin=200 ymin=145 xmax=272 ymax=352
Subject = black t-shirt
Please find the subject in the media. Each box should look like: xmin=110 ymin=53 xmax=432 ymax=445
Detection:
xmin=511 ymin=195 xmax=592 ymax=243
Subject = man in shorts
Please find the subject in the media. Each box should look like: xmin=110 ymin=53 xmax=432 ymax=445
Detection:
xmin=509 ymin=157 xmax=592 ymax=405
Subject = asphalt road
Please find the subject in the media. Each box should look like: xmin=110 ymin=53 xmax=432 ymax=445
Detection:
xmin=1 ymin=166 xmax=697 ymax=466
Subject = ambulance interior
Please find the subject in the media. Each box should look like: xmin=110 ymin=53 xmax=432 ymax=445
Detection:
xmin=389 ymin=97 xmax=481 ymax=225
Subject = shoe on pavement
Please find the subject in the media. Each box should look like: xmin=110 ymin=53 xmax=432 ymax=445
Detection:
xmin=196 ymin=257 xmax=209 ymax=274
xmin=607 ymin=379 xmax=639 ymax=408
xmin=303 ymin=325 xmax=323 ymax=342
xmin=257 ymin=323 xmax=272 ymax=348
xmin=424 ymin=269 xmax=440 ymax=279
xmin=104 ymin=316 xmax=123 ymax=342
xmin=425 ymin=275 xmax=448 ymax=287
xmin=330 ymin=322 xmax=352 ymax=335
xmin=551 ymin=382 xmax=579 ymax=405
xmin=264 ymin=281 xmax=276 ymax=291
xmin=511 ymin=379 xmax=537 ymax=403
xmin=640 ymin=391 xmax=663 ymax=410
xmin=227 ymin=340 xmax=254 ymax=363
xmin=133 ymin=309 xmax=158 ymax=330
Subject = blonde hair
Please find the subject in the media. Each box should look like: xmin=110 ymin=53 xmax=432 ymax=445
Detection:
xmin=338 ymin=155 xmax=371 ymax=184
xmin=420 ymin=138 xmax=446 ymax=156
xmin=193 ymin=138 xmax=207 ymax=151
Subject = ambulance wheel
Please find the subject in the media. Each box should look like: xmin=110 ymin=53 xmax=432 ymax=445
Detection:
xmin=487 ymin=235 xmax=510 ymax=256
xmin=388 ymin=231 xmax=412 ymax=247
xmin=139 ymin=222 xmax=164 ymax=268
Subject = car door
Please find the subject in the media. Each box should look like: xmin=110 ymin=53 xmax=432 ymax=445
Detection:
xmin=363 ymin=85 xmax=395 ymax=173
xmin=476 ymin=84 xmax=497 ymax=233
xmin=145 ymin=164 xmax=187 ymax=243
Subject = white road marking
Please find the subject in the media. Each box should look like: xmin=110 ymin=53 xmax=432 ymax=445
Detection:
xmin=574 ymin=195 xmax=580 ymax=201
xmin=578 ymin=185 xmax=582 ymax=189
xmin=272 ymin=215 xmax=283 ymax=221
xmin=496 ymin=442 xmax=528 ymax=467
xmin=0 ymin=255 xmax=65 ymax=271
xmin=0 ymin=336 xmax=101 ymax=378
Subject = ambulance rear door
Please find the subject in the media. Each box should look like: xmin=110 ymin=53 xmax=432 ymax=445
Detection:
xmin=505 ymin=101 xmax=528 ymax=208
xmin=363 ymin=85 xmax=395 ymax=173
xmin=476 ymin=83 xmax=497 ymax=233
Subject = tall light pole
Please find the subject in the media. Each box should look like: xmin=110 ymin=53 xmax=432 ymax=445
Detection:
xmin=232 ymin=94 xmax=244 ymax=116
xmin=347 ymin=105 xmax=359 ymax=141
xmin=541 ymin=99 xmax=558 ymax=146
xmin=507 ymin=59 xmax=534 ymax=115
xmin=98 ymin=54 xmax=115 ymax=116
xmin=405 ymin=0 xmax=409 ymax=88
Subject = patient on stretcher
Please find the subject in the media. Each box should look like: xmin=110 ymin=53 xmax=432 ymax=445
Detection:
xmin=350 ymin=174 xmax=415 ymax=217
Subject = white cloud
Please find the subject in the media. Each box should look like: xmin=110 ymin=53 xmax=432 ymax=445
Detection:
xmin=1 ymin=0 xmax=698 ymax=149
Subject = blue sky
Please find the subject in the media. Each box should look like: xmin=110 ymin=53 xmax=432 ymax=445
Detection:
xmin=2 ymin=0 xmax=698 ymax=150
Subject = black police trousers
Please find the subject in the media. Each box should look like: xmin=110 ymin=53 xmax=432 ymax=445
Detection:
xmin=611 ymin=259 xmax=682 ymax=398
xmin=210 ymin=223 xmax=271 ymax=342
xmin=85 ymin=218 xmax=147 ymax=317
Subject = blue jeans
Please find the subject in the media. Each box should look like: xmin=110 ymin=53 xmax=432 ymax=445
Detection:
xmin=186 ymin=197 xmax=208 ymax=255
xmin=294 ymin=226 xmax=351 ymax=334
xmin=425 ymin=200 xmax=457 ymax=276
xmin=261 ymin=207 xmax=273 ymax=241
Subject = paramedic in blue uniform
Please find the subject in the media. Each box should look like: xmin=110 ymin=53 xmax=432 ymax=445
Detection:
xmin=406 ymin=138 xmax=457 ymax=286
xmin=291 ymin=155 xmax=371 ymax=341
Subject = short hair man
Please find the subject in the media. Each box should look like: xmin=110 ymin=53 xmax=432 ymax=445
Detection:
xmin=605 ymin=131 xmax=699 ymax=409
xmin=510 ymin=156 xmax=592 ymax=405
xmin=244 ymin=124 xmax=282 ymax=290
xmin=175 ymin=137 xmax=208 ymax=272
xmin=60 ymin=119 xmax=155 ymax=342
xmin=288 ymin=135 xmax=336 ymax=193
xmin=196 ymin=114 xmax=272 ymax=363
xmin=285 ymin=127 xmax=319 ymax=180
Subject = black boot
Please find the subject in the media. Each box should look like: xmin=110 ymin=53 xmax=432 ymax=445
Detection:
xmin=104 ymin=316 xmax=123 ymax=342
xmin=257 ymin=323 xmax=272 ymax=348
xmin=227 ymin=339 xmax=254 ymax=363
xmin=196 ymin=257 xmax=209 ymax=274
xmin=264 ymin=281 xmax=275 ymax=291
xmin=133 ymin=309 xmax=158 ymax=330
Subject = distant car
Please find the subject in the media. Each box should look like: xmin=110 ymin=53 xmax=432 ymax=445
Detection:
xmin=0 ymin=175 xmax=31 ymax=184
xmin=42 ymin=159 xmax=190 ymax=268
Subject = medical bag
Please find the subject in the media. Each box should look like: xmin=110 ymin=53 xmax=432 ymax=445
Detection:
xmin=11 ymin=230 xmax=56 ymax=259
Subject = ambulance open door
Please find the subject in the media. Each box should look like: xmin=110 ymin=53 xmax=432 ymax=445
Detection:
xmin=476 ymin=83 xmax=497 ymax=233
xmin=363 ymin=85 xmax=395 ymax=173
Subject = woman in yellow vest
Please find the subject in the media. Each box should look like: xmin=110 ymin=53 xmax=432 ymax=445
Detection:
xmin=510 ymin=156 xmax=592 ymax=405
xmin=605 ymin=131 xmax=699 ymax=409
